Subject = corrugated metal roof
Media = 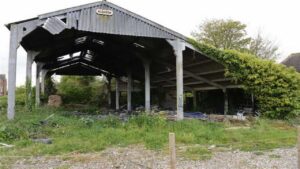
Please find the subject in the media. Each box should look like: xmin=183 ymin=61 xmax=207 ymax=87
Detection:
xmin=7 ymin=1 xmax=186 ymax=40
xmin=281 ymin=53 xmax=300 ymax=72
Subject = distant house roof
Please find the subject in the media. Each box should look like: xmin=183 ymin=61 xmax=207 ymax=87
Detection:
xmin=281 ymin=53 xmax=300 ymax=72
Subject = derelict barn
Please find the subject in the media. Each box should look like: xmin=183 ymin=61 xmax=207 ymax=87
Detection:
xmin=6 ymin=1 xmax=243 ymax=120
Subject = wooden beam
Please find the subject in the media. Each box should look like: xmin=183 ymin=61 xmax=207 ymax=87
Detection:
xmin=157 ymin=60 xmax=213 ymax=75
xmin=153 ymin=69 xmax=225 ymax=83
xmin=156 ymin=61 xmax=225 ymax=90
xmin=163 ymin=78 xmax=233 ymax=87
xmin=194 ymin=85 xmax=242 ymax=91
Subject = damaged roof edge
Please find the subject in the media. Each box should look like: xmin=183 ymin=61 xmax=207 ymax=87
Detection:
xmin=5 ymin=17 xmax=39 ymax=30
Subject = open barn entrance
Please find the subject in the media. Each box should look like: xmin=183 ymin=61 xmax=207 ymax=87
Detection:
xmin=5 ymin=0 xmax=245 ymax=120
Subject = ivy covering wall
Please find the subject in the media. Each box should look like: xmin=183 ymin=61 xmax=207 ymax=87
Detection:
xmin=189 ymin=39 xmax=300 ymax=119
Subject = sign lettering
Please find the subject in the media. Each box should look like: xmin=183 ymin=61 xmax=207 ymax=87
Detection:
xmin=96 ymin=9 xmax=113 ymax=16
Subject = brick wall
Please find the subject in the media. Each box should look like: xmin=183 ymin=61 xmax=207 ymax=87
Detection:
xmin=0 ymin=75 xmax=7 ymax=96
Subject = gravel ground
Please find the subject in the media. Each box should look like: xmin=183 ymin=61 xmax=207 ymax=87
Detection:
xmin=4 ymin=146 xmax=296 ymax=169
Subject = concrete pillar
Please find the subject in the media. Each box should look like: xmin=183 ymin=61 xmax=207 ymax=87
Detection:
xmin=192 ymin=90 xmax=197 ymax=111
xmin=107 ymin=76 xmax=112 ymax=107
xmin=127 ymin=70 xmax=132 ymax=111
xmin=7 ymin=24 xmax=19 ymax=120
xmin=144 ymin=60 xmax=151 ymax=112
xmin=115 ymin=78 xmax=120 ymax=110
xmin=251 ymin=93 xmax=255 ymax=113
xmin=35 ymin=63 xmax=42 ymax=107
xmin=168 ymin=39 xmax=186 ymax=120
xmin=26 ymin=52 xmax=33 ymax=110
xmin=40 ymin=69 xmax=48 ymax=95
xmin=224 ymin=89 xmax=228 ymax=115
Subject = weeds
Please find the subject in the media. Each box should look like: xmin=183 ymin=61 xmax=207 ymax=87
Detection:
xmin=0 ymin=107 xmax=297 ymax=160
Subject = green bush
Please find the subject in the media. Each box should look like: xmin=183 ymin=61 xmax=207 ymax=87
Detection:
xmin=0 ymin=86 xmax=29 ymax=110
xmin=0 ymin=96 xmax=7 ymax=110
xmin=57 ymin=76 xmax=107 ymax=105
xmin=189 ymin=39 xmax=300 ymax=119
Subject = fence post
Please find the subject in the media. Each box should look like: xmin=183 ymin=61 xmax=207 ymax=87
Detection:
xmin=169 ymin=133 xmax=176 ymax=169
xmin=297 ymin=126 xmax=300 ymax=169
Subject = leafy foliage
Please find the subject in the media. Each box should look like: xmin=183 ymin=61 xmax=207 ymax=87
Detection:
xmin=189 ymin=39 xmax=300 ymax=119
xmin=192 ymin=19 xmax=280 ymax=60
xmin=57 ymin=76 xmax=106 ymax=105
xmin=192 ymin=19 xmax=251 ymax=51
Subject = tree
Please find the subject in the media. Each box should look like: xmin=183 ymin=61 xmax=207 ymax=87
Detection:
xmin=191 ymin=19 xmax=251 ymax=51
xmin=249 ymin=32 xmax=279 ymax=60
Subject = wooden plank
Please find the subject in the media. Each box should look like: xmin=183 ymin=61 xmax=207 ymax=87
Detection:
xmin=169 ymin=133 xmax=176 ymax=169
xmin=298 ymin=126 xmax=300 ymax=169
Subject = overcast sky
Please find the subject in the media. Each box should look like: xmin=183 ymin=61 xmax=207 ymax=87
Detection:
xmin=0 ymin=0 xmax=299 ymax=86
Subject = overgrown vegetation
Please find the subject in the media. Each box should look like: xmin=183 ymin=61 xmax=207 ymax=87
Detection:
xmin=189 ymin=39 xmax=300 ymax=119
xmin=57 ymin=76 xmax=107 ymax=105
xmin=0 ymin=108 xmax=296 ymax=158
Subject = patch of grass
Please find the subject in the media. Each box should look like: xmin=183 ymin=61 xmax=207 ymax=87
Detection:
xmin=182 ymin=146 xmax=212 ymax=160
xmin=0 ymin=107 xmax=297 ymax=161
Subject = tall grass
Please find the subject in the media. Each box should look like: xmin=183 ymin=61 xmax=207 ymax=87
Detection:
xmin=0 ymin=107 xmax=297 ymax=158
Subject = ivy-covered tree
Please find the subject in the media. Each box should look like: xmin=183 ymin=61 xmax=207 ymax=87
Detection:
xmin=189 ymin=38 xmax=300 ymax=119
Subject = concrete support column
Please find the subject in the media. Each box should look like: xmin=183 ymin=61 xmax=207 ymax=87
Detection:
xmin=35 ymin=63 xmax=42 ymax=107
xmin=168 ymin=39 xmax=186 ymax=120
xmin=7 ymin=24 xmax=19 ymax=120
xmin=192 ymin=90 xmax=197 ymax=111
xmin=127 ymin=70 xmax=132 ymax=112
xmin=144 ymin=60 xmax=151 ymax=112
xmin=41 ymin=69 xmax=47 ymax=95
xmin=26 ymin=52 xmax=33 ymax=110
xmin=115 ymin=78 xmax=120 ymax=110
xmin=224 ymin=89 xmax=228 ymax=116
xmin=107 ymin=76 xmax=112 ymax=107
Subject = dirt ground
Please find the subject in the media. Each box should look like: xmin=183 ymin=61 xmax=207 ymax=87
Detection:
xmin=2 ymin=146 xmax=296 ymax=169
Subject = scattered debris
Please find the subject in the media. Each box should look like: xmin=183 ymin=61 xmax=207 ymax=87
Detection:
xmin=40 ymin=114 xmax=55 ymax=125
xmin=0 ymin=142 xmax=14 ymax=148
xmin=32 ymin=138 xmax=53 ymax=144
xmin=185 ymin=112 xmax=208 ymax=120
xmin=48 ymin=95 xmax=62 ymax=107
xmin=208 ymin=145 xmax=216 ymax=150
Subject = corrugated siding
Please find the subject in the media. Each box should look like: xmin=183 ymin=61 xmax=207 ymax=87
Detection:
xmin=40 ymin=2 xmax=183 ymax=39
xmin=43 ymin=17 xmax=67 ymax=35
